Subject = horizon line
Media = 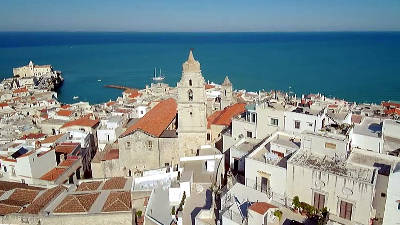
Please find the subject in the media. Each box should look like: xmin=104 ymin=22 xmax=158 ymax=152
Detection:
xmin=1 ymin=30 xmax=400 ymax=33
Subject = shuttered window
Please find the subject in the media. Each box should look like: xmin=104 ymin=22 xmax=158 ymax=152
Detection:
xmin=313 ymin=193 xmax=325 ymax=210
xmin=339 ymin=200 xmax=352 ymax=220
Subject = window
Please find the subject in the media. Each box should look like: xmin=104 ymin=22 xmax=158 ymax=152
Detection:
xmin=189 ymin=79 xmax=192 ymax=86
xmin=314 ymin=193 xmax=325 ymax=210
xmin=381 ymin=193 xmax=386 ymax=198
xmin=3 ymin=166 xmax=7 ymax=172
xmin=247 ymin=131 xmax=252 ymax=138
xmin=224 ymin=90 xmax=227 ymax=96
xmin=188 ymin=89 xmax=193 ymax=101
xmin=325 ymin=142 xmax=336 ymax=149
xmin=307 ymin=122 xmax=313 ymax=127
xmin=251 ymin=113 xmax=256 ymax=123
xmin=207 ymin=133 xmax=211 ymax=141
xmin=126 ymin=142 xmax=131 ymax=148
xmin=295 ymin=120 xmax=301 ymax=129
xmin=271 ymin=118 xmax=278 ymax=126
xmin=398 ymin=202 xmax=400 ymax=210
xmin=147 ymin=141 xmax=153 ymax=149
xmin=339 ymin=200 xmax=352 ymax=220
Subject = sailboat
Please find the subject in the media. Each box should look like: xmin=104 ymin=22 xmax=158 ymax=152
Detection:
xmin=152 ymin=68 xmax=165 ymax=81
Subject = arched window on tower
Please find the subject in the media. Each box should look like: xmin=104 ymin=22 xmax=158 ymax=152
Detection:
xmin=224 ymin=90 xmax=227 ymax=97
xmin=189 ymin=79 xmax=192 ymax=86
xmin=188 ymin=89 xmax=193 ymax=101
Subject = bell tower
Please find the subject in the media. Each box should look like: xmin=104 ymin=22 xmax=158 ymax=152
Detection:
xmin=177 ymin=49 xmax=207 ymax=156
xmin=221 ymin=76 xmax=233 ymax=109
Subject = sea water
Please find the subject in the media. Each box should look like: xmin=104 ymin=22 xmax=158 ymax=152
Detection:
xmin=0 ymin=32 xmax=399 ymax=104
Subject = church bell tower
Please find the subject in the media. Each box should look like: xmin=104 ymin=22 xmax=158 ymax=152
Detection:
xmin=177 ymin=49 xmax=207 ymax=156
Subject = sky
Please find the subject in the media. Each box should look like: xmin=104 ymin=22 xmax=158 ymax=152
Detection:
xmin=0 ymin=0 xmax=400 ymax=32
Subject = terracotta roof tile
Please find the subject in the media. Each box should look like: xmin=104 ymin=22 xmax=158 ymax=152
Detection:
xmin=19 ymin=133 xmax=46 ymax=140
xmin=103 ymin=148 xmax=119 ymax=160
xmin=40 ymin=167 xmax=66 ymax=181
xmin=121 ymin=98 xmax=177 ymax=137
xmin=0 ymin=181 xmax=44 ymax=192
xmin=61 ymin=104 xmax=71 ymax=109
xmin=76 ymin=181 xmax=102 ymax=192
xmin=55 ymin=143 xmax=79 ymax=154
xmin=102 ymin=177 xmax=127 ymax=190
xmin=0 ymin=102 xmax=8 ymax=107
xmin=0 ymin=203 xmax=21 ymax=215
xmin=21 ymin=185 xmax=66 ymax=214
xmin=205 ymin=84 xmax=215 ymax=90
xmin=58 ymin=158 xmax=78 ymax=167
xmin=3 ymin=188 xmax=40 ymax=206
xmin=57 ymin=110 xmax=73 ymax=117
xmin=102 ymin=191 xmax=131 ymax=212
xmin=124 ymin=89 xmax=142 ymax=99
xmin=13 ymin=87 xmax=28 ymax=94
xmin=61 ymin=117 xmax=99 ymax=129
xmin=41 ymin=134 xmax=65 ymax=144
xmin=53 ymin=192 xmax=100 ymax=214
xmin=248 ymin=202 xmax=277 ymax=215
xmin=207 ymin=103 xmax=246 ymax=128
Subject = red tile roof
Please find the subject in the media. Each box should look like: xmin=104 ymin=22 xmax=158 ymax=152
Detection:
xmin=102 ymin=191 xmax=131 ymax=212
xmin=248 ymin=202 xmax=277 ymax=215
xmin=55 ymin=143 xmax=79 ymax=154
xmin=0 ymin=102 xmax=8 ymax=107
xmin=382 ymin=101 xmax=400 ymax=108
xmin=21 ymin=185 xmax=66 ymax=214
xmin=13 ymin=87 xmax=28 ymax=94
xmin=40 ymin=167 xmax=66 ymax=181
xmin=0 ymin=203 xmax=21 ymax=215
xmin=5 ymin=188 xmax=40 ymax=206
xmin=121 ymin=98 xmax=177 ymax=137
xmin=57 ymin=110 xmax=73 ymax=117
xmin=0 ymin=181 xmax=44 ymax=192
xmin=53 ymin=192 xmax=100 ymax=213
xmin=106 ymin=101 xmax=116 ymax=107
xmin=124 ymin=89 xmax=142 ymax=99
xmin=61 ymin=117 xmax=99 ymax=129
xmin=58 ymin=158 xmax=78 ymax=167
xmin=207 ymin=103 xmax=246 ymax=128
xmin=19 ymin=133 xmax=46 ymax=140
xmin=41 ymin=134 xmax=65 ymax=144
xmin=103 ymin=148 xmax=119 ymax=160
xmin=205 ymin=84 xmax=215 ymax=90
xmin=61 ymin=104 xmax=71 ymax=109
xmin=102 ymin=177 xmax=127 ymax=190
xmin=76 ymin=181 xmax=102 ymax=192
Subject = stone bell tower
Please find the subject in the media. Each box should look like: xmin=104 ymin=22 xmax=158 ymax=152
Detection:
xmin=177 ymin=49 xmax=207 ymax=156
xmin=221 ymin=76 xmax=233 ymax=109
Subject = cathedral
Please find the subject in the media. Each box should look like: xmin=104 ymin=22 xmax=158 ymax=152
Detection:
xmin=177 ymin=49 xmax=208 ymax=156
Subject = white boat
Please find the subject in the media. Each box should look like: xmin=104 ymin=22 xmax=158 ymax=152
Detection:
xmin=73 ymin=96 xmax=79 ymax=100
xmin=152 ymin=68 xmax=165 ymax=81
xmin=98 ymin=79 xmax=102 ymax=82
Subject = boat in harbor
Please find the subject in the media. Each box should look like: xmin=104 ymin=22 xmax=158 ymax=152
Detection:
xmin=73 ymin=96 xmax=79 ymax=100
xmin=152 ymin=68 xmax=165 ymax=81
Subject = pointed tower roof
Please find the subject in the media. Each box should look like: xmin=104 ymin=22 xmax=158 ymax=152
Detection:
xmin=182 ymin=49 xmax=201 ymax=73
xmin=222 ymin=76 xmax=232 ymax=86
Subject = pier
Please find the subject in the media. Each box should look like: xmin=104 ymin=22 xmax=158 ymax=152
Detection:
xmin=104 ymin=85 xmax=131 ymax=90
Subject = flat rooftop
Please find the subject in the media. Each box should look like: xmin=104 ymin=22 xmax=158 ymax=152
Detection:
xmin=289 ymin=150 xmax=375 ymax=184
xmin=353 ymin=117 xmax=382 ymax=138
xmin=233 ymin=138 xmax=260 ymax=153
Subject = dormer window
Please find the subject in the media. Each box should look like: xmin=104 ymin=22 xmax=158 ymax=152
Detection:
xmin=188 ymin=89 xmax=193 ymax=101
xmin=189 ymin=79 xmax=192 ymax=86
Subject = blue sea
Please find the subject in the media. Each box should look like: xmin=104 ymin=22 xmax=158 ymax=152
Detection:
xmin=0 ymin=32 xmax=399 ymax=104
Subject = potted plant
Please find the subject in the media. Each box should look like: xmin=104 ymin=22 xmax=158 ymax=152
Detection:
xmin=292 ymin=196 xmax=300 ymax=213
xmin=273 ymin=209 xmax=283 ymax=221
